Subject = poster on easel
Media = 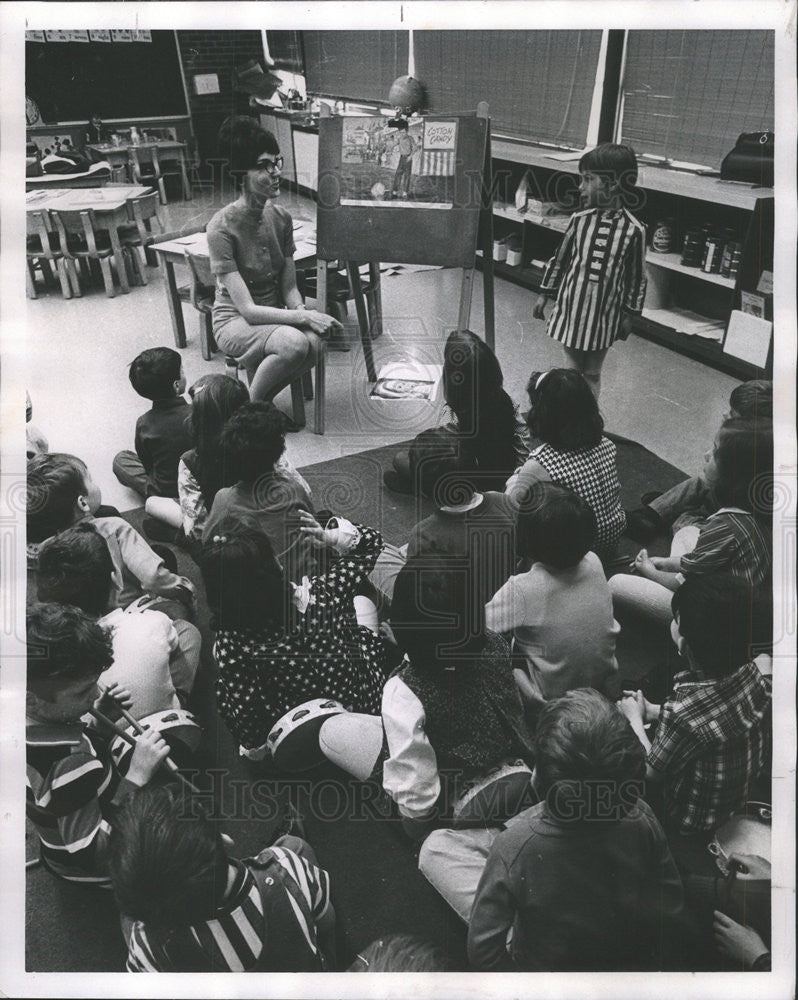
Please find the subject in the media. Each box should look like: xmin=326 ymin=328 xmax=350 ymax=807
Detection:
xmin=340 ymin=116 xmax=457 ymax=208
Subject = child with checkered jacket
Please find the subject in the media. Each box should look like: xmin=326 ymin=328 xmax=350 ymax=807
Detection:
xmin=505 ymin=369 xmax=625 ymax=560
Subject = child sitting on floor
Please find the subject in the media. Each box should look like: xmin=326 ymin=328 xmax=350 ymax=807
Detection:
xmin=486 ymin=482 xmax=620 ymax=705
xmin=610 ymin=416 xmax=772 ymax=627
xmin=506 ymin=369 xmax=626 ymax=560
xmin=370 ymin=441 xmax=519 ymax=609
xmin=318 ymin=561 xmax=535 ymax=840
xmin=201 ymin=512 xmax=389 ymax=755
xmin=109 ymin=784 xmax=336 ymax=971
xmin=203 ymin=401 xmax=316 ymax=584
xmin=466 ymin=689 xmax=685 ymax=970
xmin=36 ymin=523 xmax=201 ymax=719
xmin=620 ymin=574 xmax=772 ymax=836
xmin=112 ymin=348 xmax=192 ymax=517
xmin=176 ymin=374 xmax=310 ymax=554
xmin=418 ymin=689 xmax=685 ymax=971
xmin=627 ymin=378 xmax=773 ymax=541
xmin=27 ymin=452 xmax=194 ymax=619
xmin=26 ymin=602 xmax=169 ymax=885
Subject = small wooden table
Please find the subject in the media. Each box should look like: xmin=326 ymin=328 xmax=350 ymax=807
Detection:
xmin=87 ymin=140 xmax=191 ymax=200
xmin=26 ymin=185 xmax=152 ymax=295
xmin=150 ymin=225 xmax=319 ymax=348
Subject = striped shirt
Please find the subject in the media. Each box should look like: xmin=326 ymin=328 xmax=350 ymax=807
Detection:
xmin=26 ymin=722 xmax=132 ymax=884
xmin=648 ymin=663 xmax=772 ymax=833
xmin=540 ymin=207 xmax=647 ymax=352
xmin=679 ymin=508 xmax=771 ymax=589
xmin=126 ymin=846 xmax=331 ymax=972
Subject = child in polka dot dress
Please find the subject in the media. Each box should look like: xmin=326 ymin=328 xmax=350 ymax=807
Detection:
xmin=201 ymin=512 xmax=390 ymax=755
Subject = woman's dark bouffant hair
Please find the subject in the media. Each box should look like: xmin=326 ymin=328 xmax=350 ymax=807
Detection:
xmin=535 ymin=688 xmax=645 ymax=822
xmin=711 ymin=416 xmax=773 ymax=516
xmin=188 ymin=374 xmax=250 ymax=505
xmin=526 ymin=369 xmax=604 ymax=451
xmin=109 ymin=785 xmax=228 ymax=929
xmin=200 ymin=517 xmax=292 ymax=631
xmin=218 ymin=114 xmax=280 ymax=186
xmin=443 ymin=329 xmax=519 ymax=478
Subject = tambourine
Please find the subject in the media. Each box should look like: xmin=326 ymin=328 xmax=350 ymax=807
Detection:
xmin=267 ymin=698 xmax=347 ymax=772
xmin=110 ymin=708 xmax=202 ymax=774
xmin=708 ymin=802 xmax=771 ymax=879
xmin=452 ymin=759 xmax=535 ymax=828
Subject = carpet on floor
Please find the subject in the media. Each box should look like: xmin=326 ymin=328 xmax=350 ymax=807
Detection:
xmin=26 ymin=434 xmax=688 ymax=972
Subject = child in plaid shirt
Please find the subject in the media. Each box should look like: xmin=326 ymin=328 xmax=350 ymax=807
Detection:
xmin=620 ymin=574 xmax=772 ymax=835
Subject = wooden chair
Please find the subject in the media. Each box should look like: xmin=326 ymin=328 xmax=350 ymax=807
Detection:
xmin=50 ymin=207 xmax=134 ymax=298
xmin=187 ymin=251 xmax=326 ymax=432
xmin=128 ymin=145 xmax=169 ymax=205
xmin=26 ymin=210 xmax=76 ymax=299
xmin=117 ymin=192 xmax=164 ymax=275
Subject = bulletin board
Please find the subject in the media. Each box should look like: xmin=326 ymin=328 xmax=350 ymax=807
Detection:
xmin=316 ymin=113 xmax=490 ymax=267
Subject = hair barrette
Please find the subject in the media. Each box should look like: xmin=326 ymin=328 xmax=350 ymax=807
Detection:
xmin=535 ymin=371 xmax=550 ymax=391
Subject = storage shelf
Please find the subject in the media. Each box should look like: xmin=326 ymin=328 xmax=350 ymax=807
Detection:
xmin=645 ymin=252 xmax=736 ymax=288
xmin=494 ymin=202 xmax=569 ymax=233
xmin=491 ymin=138 xmax=771 ymax=209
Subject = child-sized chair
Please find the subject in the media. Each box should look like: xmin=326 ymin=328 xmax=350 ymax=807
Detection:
xmin=186 ymin=250 xmax=325 ymax=432
xmin=117 ymin=192 xmax=164 ymax=275
xmin=26 ymin=210 xmax=77 ymax=299
xmin=50 ymin=207 xmax=137 ymax=298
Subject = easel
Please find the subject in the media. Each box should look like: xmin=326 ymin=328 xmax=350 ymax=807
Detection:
xmin=315 ymin=103 xmax=496 ymax=397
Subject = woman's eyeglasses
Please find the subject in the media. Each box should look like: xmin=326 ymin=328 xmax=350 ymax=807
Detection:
xmin=256 ymin=155 xmax=284 ymax=174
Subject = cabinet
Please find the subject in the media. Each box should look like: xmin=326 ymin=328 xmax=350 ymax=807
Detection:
xmin=484 ymin=139 xmax=774 ymax=378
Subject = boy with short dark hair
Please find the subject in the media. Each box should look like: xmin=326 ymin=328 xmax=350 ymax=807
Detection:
xmin=203 ymin=401 xmax=316 ymax=582
xmin=112 ymin=347 xmax=192 ymax=503
xmin=27 ymin=452 xmax=194 ymax=616
xmin=620 ymin=574 xmax=772 ymax=835
xmin=109 ymin=784 xmax=336 ymax=972
xmin=37 ymin=523 xmax=200 ymax=718
xmin=26 ymin=602 xmax=169 ymax=884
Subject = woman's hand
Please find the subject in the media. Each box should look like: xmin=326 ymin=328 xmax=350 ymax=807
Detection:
xmin=297 ymin=309 xmax=343 ymax=337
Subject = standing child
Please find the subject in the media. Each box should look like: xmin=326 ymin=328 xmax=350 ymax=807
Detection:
xmin=533 ymin=143 xmax=647 ymax=398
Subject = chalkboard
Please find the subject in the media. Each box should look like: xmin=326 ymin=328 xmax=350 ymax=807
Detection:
xmin=26 ymin=31 xmax=187 ymax=124
xmin=316 ymin=113 xmax=489 ymax=267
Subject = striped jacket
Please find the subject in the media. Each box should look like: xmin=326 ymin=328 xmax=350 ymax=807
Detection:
xmin=26 ymin=721 xmax=134 ymax=884
xmin=126 ymin=846 xmax=331 ymax=972
xmin=540 ymin=207 xmax=647 ymax=352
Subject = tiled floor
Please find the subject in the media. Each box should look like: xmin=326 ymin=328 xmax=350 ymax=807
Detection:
xmin=26 ymin=187 xmax=739 ymax=512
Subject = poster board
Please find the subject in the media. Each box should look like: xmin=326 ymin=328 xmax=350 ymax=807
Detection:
xmin=316 ymin=113 xmax=490 ymax=266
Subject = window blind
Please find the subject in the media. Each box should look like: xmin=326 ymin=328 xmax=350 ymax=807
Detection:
xmin=302 ymin=31 xmax=409 ymax=103
xmin=620 ymin=30 xmax=775 ymax=167
xmin=266 ymin=30 xmax=304 ymax=74
xmin=414 ymin=31 xmax=602 ymax=148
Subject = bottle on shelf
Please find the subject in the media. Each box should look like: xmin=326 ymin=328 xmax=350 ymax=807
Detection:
xmin=651 ymin=218 xmax=676 ymax=253
xmin=130 ymin=126 xmax=140 ymax=145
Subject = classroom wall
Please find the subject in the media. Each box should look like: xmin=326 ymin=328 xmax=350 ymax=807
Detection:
xmin=175 ymin=30 xmax=264 ymax=170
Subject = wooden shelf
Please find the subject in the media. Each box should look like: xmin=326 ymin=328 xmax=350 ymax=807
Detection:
xmin=645 ymin=252 xmax=736 ymax=289
xmin=494 ymin=202 xmax=569 ymax=233
xmin=491 ymin=138 xmax=771 ymax=209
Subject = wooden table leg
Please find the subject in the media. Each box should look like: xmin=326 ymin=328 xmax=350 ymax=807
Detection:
xmin=347 ymin=262 xmax=377 ymax=383
xmin=160 ymin=257 xmax=187 ymax=348
xmin=367 ymin=262 xmax=382 ymax=340
xmin=180 ymin=150 xmax=192 ymax=201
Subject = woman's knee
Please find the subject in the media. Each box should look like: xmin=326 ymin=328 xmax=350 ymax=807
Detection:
xmin=272 ymin=327 xmax=311 ymax=368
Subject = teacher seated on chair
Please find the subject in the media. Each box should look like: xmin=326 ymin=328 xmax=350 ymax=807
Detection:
xmin=207 ymin=115 xmax=341 ymax=422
